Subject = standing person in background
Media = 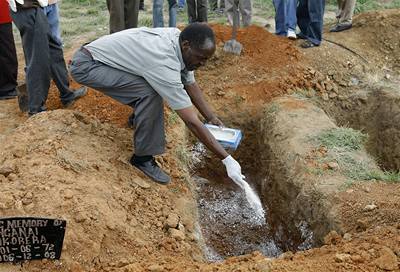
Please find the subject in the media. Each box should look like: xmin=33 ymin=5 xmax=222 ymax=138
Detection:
xmin=9 ymin=0 xmax=87 ymax=115
xmin=225 ymin=0 xmax=252 ymax=27
xmin=296 ymin=0 xmax=325 ymax=48
xmin=153 ymin=0 xmax=177 ymax=27
xmin=106 ymin=0 xmax=139 ymax=33
xmin=210 ymin=0 xmax=224 ymax=13
xmin=187 ymin=0 xmax=207 ymax=23
xmin=139 ymin=0 xmax=145 ymax=10
xmin=330 ymin=0 xmax=355 ymax=32
xmin=0 ymin=0 xmax=18 ymax=100
xmin=273 ymin=0 xmax=297 ymax=39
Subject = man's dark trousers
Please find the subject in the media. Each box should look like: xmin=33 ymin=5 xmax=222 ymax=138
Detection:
xmin=70 ymin=49 xmax=165 ymax=156
xmin=11 ymin=7 xmax=75 ymax=114
xmin=297 ymin=0 xmax=325 ymax=45
xmin=106 ymin=0 xmax=139 ymax=33
xmin=187 ymin=0 xmax=207 ymax=23
xmin=0 ymin=22 xmax=18 ymax=97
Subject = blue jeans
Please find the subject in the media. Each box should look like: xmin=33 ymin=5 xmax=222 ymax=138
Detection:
xmin=42 ymin=3 xmax=62 ymax=46
xmin=153 ymin=0 xmax=177 ymax=27
xmin=273 ymin=0 xmax=297 ymax=36
xmin=297 ymin=0 xmax=325 ymax=45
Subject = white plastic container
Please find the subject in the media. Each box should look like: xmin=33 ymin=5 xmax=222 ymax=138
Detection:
xmin=204 ymin=124 xmax=243 ymax=150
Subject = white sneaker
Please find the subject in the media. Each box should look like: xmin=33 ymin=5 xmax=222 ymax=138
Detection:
xmin=287 ymin=29 xmax=297 ymax=40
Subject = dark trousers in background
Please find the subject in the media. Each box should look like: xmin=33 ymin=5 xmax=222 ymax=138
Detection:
xmin=187 ymin=0 xmax=207 ymax=23
xmin=297 ymin=0 xmax=325 ymax=45
xmin=11 ymin=8 xmax=75 ymax=114
xmin=0 ymin=23 xmax=18 ymax=97
xmin=106 ymin=0 xmax=139 ymax=33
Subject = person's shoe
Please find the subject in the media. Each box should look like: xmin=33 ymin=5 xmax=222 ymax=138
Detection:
xmin=16 ymin=84 xmax=29 ymax=112
xmin=130 ymin=156 xmax=171 ymax=184
xmin=329 ymin=23 xmax=352 ymax=32
xmin=62 ymin=86 xmax=88 ymax=107
xmin=300 ymin=40 xmax=318 ymax=49
xmin=0 ymin=88 xmax=17 ymax=100
xmin=296 ymin=32 xmax=307 ymax=40
xmin=287 ymin=29 xmax=297 ymax=40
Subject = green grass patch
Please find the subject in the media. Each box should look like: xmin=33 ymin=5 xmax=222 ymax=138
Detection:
xmin=312 ymin=127 xmax=367 ymax=152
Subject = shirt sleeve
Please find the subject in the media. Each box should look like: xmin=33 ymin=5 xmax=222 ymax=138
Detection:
xmin=181 ymin=70 xmax=195 ymax=85
xmin=144 ymin=66 xmax=193 ymax=110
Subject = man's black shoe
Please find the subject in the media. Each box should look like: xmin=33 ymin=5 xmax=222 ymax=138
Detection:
xmin=330 ymin=24 xmax=352 ymax=32
xmin=0 ymin=89 xmax=17 ymax=100
xmin=62 ymin=86 xmax=88 ymax=107
xmin=130 ymin=156 xmax=171 ymax=184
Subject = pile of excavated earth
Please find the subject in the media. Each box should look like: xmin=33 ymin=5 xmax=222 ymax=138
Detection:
xmin=0 ymin=9 xmax=399 ymax=272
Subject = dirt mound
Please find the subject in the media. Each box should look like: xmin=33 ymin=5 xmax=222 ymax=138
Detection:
xmin=0 ymin=110 xmax=202 ymax=271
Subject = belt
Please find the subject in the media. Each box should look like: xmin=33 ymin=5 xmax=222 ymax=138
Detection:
xmin=80 ymin=46 xmax=93 ymax=59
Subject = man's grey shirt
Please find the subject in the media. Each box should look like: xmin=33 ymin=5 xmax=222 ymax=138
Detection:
xmin=85 ymin=27 xmax=195 ymax=110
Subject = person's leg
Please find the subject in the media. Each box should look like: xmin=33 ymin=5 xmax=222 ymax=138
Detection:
xmin=43 ymin=4 xmax=63 ymax=45
xmin=306 ymin=0 xmax=324 ymax=45
xmin=239 ymin=0 xmax=251 ymax=27
xmin=0 ymin=23 xmax=18 ymax=99
xmin=70 ymin=49 xmax=166 ymax=156
xmin=273 ymin=0 xmax=286 ymax=35
xmin=125 ymin=0 xmax=140 ymax=29
xmin=338 ymin=0 xmax=355 ymax=25
xmin=168 ymin=0 xmax=177 ymax=27
xmin=224 ymin=0 xmax=235 ymax=25
xmin=186 ymin=0 xmax=197 ymax=22
xmin=209 ymin=0 xmax=217 ymax=11
xmin=296 ymin=0 xmax=309 ymax=38
xmin=286 ymin=0 xmax=297 ymax=32
xmin=153 ymin=0 xmax=165 ymax=27
xmin=11 ymin=8 xmax=51 ymax=114
xmin=178 ymin=0 xmax=185 ymax=8
xmin=107 ymin=0 xmax=125 ymax=33
xmin=197 ymin=0 xmax=208 ymax=22
xmin=139 ymin=0 xmax=145 ymax=10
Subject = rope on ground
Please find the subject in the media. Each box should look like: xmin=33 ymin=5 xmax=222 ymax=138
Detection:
xmin=322 ymin=37 xmax=370 ymax=64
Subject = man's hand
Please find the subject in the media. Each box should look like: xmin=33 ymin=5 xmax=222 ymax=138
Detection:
xmin=208 ymin=116 xmax=224 ymax=127
xmin=222 ymin=155 xmax=245 ymax=188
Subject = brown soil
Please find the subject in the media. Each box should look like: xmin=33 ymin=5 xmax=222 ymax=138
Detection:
xmin=0 ymin=9 xmax=399 ymax=272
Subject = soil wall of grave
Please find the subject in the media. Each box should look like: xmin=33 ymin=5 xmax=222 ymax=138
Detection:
xmin=257 ymin=96 xmax=379 ymax=246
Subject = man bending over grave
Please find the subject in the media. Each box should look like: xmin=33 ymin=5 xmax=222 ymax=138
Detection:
xmin=70 ymin=23 xmax=245 ymax=185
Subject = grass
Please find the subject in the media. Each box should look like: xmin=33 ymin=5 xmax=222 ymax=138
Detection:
xmin=326 ymin=0 xmax=400 ymax=13
xmin=310 ymin=127 xmax=400 ymax=184
xmin=313 ymin=127 xmax=368 ymax=152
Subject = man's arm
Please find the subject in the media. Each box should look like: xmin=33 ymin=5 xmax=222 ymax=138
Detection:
xmin=184 ymin=82 xmax=224 ymax=126
xmin=176 ymin=106 xmax=228 ymax=159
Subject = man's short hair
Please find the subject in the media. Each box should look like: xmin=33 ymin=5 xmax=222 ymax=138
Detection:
xmin=180 ymin=23 xmax=216 ymax=50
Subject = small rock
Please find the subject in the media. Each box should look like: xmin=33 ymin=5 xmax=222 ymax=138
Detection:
xmin=165 ymin=213 xmax=180 ymax=229
xmin=324 ymin=231 xmax=341 ymax=245
xmin=363 ymin=187 xmax=371 ymax=193
xmin=0 ymin=164 xmax=16 ymax=177
xmin=346 ymin=189 xmax=354 ymax=193
xmin=322 ymin=93 xmax=329 ymax=101
xmin=356 ymin=219 xmax=368 ymax=232
xmin=7 ymin=173 xmax=17 ymax=182
xmin=64 ymin=189 xmax=74 ymax=199
xmin=217 ymin=91 xmax=225 ymax=96
xmin=363 ymin=204 xmax=377 ymax=212
xmin=343 ymin=233 xmax=352 ymax=241
xmin=74 ymin=212 xmax=87 ymax=223
xmin=0 ymin=174 xmax=6 ymax=183
xmin=327 ymin=162 xmax=339 ymax=170
xmin=350 ymin=254 xmax=363 ymax=263
xmin=131 ymin=179 xmax=150 ymax=189
xmin=385 ymin=74 xmax=391 ymax=79
xmin=147 ymin=264 xmax=164 ymax=272
xmin=255 ymin=259 xmax=272 ymax=271
xmin=328 ymin=92 xmax=338 ymax=99
xmin=334 ymin=253 xmax=351 ymax=263
xmin=374 ymin=246 xmax=398 ymax=271
xmin=169 ymin=228 xmax=185 ymax=241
